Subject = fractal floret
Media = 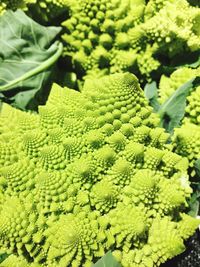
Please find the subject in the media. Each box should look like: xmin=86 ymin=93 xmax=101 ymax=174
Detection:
xmin=62 ymin=0 xmax=146 ymax=79
xmin=61 ymin=0 xmax=200 ymax=82
xmin=142 ymin=0 xmax=200 ymax=55
xmin=0 ymin=73 xmax=199 ymax=267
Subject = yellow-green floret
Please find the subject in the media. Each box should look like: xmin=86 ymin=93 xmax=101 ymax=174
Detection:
xmin=172 ymin=123 xmax=200 ymax=176
xmin=0 ymin=73 xmax=199 ymax=266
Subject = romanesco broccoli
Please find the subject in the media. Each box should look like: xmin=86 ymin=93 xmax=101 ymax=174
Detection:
xmin=0 ymin=73 xmax=199 ymax=266
xmin=61 ymin=0 xmax=200 ymax=82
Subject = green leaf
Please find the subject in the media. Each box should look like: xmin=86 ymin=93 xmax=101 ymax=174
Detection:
xmin=188 ymin=193 xmax=200 ymax=217
xmin=0 ymin=253 xmax=8 ymax=263
xmin=92 ymin=251 xmax=122 ymax=267
xmin=0 ymin=10 xmax=62 ymax=110
xmin=195 ymin=159 xmax=200 ymax=178
xmin=144 ymin=81 xmax=160 ymax=112
xmin=158 ymin=77 xmax=200 ymax=133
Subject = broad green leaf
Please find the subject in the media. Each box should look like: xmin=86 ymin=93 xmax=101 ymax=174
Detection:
xmin=92 ymin=251 xmax=122 ymax=267
xmin=0 ymin=10 xmax=62 ymax=109
xmin=144 ymin=81 xmax=160 ymax=112
xmin=158 ymin=77 xmax=200 ymax=133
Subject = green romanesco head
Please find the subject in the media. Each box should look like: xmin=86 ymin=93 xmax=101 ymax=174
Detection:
xmin=61 ymin=0 xmax=200 ymax=82
xmin=144 ymin=0 xmax=175 ymax=19
xmin=62 ymin=0 xmax=146 ymax=80
xmin=142 ymin=0 xmax=200 ymax=57
xmin=0 ymin=73 xmax=199 ymax=266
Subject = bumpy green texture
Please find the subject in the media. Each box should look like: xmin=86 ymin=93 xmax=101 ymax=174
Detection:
xmin=144 ymin=0 xmax=175 ymax=18
xmin=185 ymin=84 xmax=200 ymax=125
xmin=0 ymin=73 xmax=199 ymax=267
xmin=61 ymin=0 xmax=200 ymax=82
xmin=172 ymin=123 xmax=200 ymax=176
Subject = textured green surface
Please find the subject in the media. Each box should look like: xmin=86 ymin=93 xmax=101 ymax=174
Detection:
xmin=61 ymin=0 xmax=200 ymax=82
xmin=0 ymin=73 xmax=199 ymax=266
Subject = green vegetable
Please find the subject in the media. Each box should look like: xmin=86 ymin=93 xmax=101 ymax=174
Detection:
xmin=172 ymin=123 xmax=200 ymax=177
xmin=0 ymin=10 xmax=62 ymax=110
xmin=61 ymin=0 xmax=200 ymax=82
xmin=0 ymin=73 xmax=199 ymax=267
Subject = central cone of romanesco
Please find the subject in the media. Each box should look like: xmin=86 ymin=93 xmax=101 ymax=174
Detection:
xmin=0 ymin=73 xmax=199 ymax=267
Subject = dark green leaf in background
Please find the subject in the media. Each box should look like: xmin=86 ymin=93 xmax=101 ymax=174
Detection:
xmin=0 ymin=10 xmax=63 ymax=110
xmin=92 ymin=251 xmax=122 ymax=267
xmin=0 ymin=253 xmax=8 ymax=264
xmin=195 ymin=159 xmax=200 ymax=179
xmin=188 ymin=173 xmax=200 ymax=217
